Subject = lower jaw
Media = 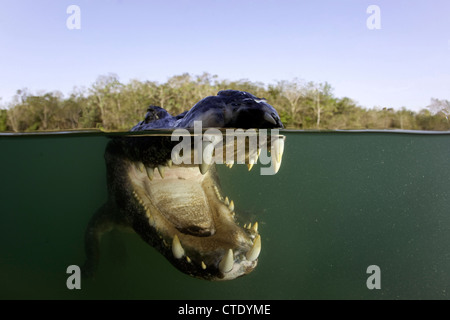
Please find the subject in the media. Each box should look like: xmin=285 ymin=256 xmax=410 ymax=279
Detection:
xmin=129 ymin=164 xmax=261 ymax=280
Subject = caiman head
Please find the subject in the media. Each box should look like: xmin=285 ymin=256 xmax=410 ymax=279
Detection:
xmin=85 ymin=90 xmax=285 ymax=281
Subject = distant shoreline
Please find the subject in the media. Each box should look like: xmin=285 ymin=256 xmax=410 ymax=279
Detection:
xmin=1 ymin=73 xmax=449 ymax=132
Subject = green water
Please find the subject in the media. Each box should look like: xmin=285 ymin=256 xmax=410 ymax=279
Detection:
xmin=1 ymin=130 xmax=449 ymax=299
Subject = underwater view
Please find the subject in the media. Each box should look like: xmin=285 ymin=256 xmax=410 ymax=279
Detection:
xmin=1 ymin=130 xmax=449 ymax=299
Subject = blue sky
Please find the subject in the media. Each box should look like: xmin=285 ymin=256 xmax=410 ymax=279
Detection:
xmin=0 ymin=0 xmax=449 ymax=111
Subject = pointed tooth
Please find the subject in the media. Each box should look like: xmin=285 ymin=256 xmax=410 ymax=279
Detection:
xmin=199 ymin=141 xmax=214 ymax=175
xmin=264 ymin=112 xmax=277 ymax=126
xmin=146 ymin=166 xmax=154 ymax=180
xmin=228 ymin=162 xmax=234 ymax=169
xmin=199 ymin=162 xmax=211 ymax=175
xmin=149 ymin=217 xmax=155 ymax=227
xmin=249 ymin=148 xmax=259 ymax=166
xmin=246 ymin=235 xmax=261 ymax=262
xmin=199 ymin=159 xmax=211 ymax=175
xmin=158 ymin=165 xmax=165 ymax=179
xmin=272 ymin=137 xmax=284 ymax=163
xmin=224 ymin=197 xmax=230 ymax=206
xmin=172 ymin=235 xmax=185 ymax=259
xmin=269 ymin=137 xmax=284 ymax=175
xmin=214 ymin=186 xmax=220 ymax=196
xmin=271 ymin=157 xmax=281 ymax=174
xmin=243 ymin=224 xmax=247 ymax=229
xmin=252 ymin=221 xmax=259 ymax=233
xmin=186 ymin=256 xmax=191 ymax=263
xmin=247 ymin=223 xmax=252 ymax=230
xmin=166 ymin=159 xmax=173 ymax=168
xmin=247 ymin=155 xmax=255 ymax=170
xmin=136 ymin=161 xmax=145 ymax=173
xmin=219 ymin=249 xmax=234 ymax=273
xmin=201 ymin=261 xmax=207 ymax=270
xmin=148 ymin=213 xmax=155 ymax=227
xmin=228 ymin=200 xmax=234 ymax=212
xmin=172 ymin=151 xmax=180 ymax=164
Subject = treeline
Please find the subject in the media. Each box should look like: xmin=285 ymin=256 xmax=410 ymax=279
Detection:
xmin=1 ymin=72 xmax=449 ymax=131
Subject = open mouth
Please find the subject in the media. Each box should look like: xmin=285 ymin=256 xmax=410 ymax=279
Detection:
xmin=83 ymin=90 xmax=285 ymax=281
xmin=124 ymin=134 xmax=284 ymax=280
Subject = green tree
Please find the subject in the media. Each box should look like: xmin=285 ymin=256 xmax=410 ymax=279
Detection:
xmin=1 ymin=73 xmax=449 ymax=132
xmin=427 ymin=98 xmax=450 ymax=130
xmin=0 ymin=109 xmax=7 ymax=131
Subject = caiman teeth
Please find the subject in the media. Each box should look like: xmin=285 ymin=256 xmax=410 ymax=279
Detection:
xmin=271 ymin=137 xmax=284 ymax=174
xmin=246 ymin=234 xmax=261 ymax=262
xmin=199 ymin=141 xmax=214 ymax=175
xmin=199 ymin=163 xmax=209 ymax=175
xmin=137 ymin=161 xmax=145 ymax=173
xmin=157 ymin=165 xmax=165 ymax=179
xmin=219 ymin=249 xmax=234 ymax=273
xmin=228 ymin=200 xmax=234 ymax=212
xmin=272 ymin=137 xmax=284 ymax=163
xmin=247 ymin=151 xmax=259 ymax=171
xmin=145 ymin=166 xmax=154 ymax=180
xmin=201 ymin=261 xmax=207 ymax=270
xmin=224 ymin=197 xmax=230 ymax=206
xmin=166 ymin=159 xmax=173 ymax=168
xmin=147 ymin=209 xmax=155 ymax=226
xmin=172 ymin=234 xmax=185 ymax=259
xmin=252 ymin=221 xmax=258 ymax=233
xmin=213 ymin=185 xmax=223 ymax=201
